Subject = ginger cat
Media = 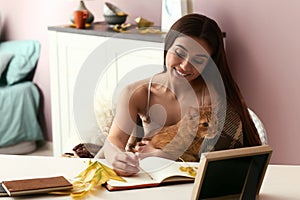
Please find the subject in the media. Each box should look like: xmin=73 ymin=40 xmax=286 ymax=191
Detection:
xmin=129 ymin=106 xmax=217 ymax=162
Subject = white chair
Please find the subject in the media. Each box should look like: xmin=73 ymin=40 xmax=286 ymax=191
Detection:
xmin=248 ymin=108 xmax=268 ymax=144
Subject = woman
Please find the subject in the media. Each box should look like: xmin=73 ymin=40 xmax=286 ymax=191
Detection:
xmin=97 ymin=14 xmax=262 ymax=176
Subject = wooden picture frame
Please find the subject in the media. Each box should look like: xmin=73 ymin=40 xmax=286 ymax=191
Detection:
xmin=191 ymin=145 xmax=272 ymax=200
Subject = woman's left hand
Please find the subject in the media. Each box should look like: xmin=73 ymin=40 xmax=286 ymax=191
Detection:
xmin=134 ymin=140 xmax=170 ymax=160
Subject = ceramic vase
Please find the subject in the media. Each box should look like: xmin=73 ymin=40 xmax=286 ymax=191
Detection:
xmin=70 ymin=0 xmax=94 ymax=24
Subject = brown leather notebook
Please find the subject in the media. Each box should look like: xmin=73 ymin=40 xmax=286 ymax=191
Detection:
xmin=2 ymin=176 xmax=72 ymax=196
xmin=0 ymin=183 xmax=8 ymax=197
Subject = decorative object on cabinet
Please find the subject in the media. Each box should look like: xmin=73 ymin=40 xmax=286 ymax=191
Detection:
xmin=161 ymin=0 xmax=194 ymax=31
xmin=103 ymin=2 xmax=127 ymax=16
xmin=135 ymin=17 xmax=154 ymax=28
xmin=70 ymin=0 xmax=94 ymax=25
xmin=112 ymin=23 xmax=131 ymax=32
xmin=73 ymin=10 xmax=89 ymax=29
xmin=103 ymin=2 xmax=127 ymax=26
xmin=0 ymin=40 xmax=44 ymax=154
xmin=104 ymin=14 xmax=127 ymax=26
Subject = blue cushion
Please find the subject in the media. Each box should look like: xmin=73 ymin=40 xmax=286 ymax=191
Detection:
xmin=0 ymin=52 xmax=13 ymax=78
xmin=0 ymin=40 xmax=40 ymax=85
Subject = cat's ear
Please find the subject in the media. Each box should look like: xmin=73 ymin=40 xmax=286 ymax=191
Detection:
xmin=188 ymin=107 xmax=199 ymax=119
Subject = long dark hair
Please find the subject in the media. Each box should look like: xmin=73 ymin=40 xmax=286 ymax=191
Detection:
xmin=164 ymin=13 xmax=261 ymax=146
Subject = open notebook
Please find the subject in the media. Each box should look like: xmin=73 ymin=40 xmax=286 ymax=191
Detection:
xmin=105 ymin=156 xmax=198 ymax=191
xmin=191 ymin=145 xmax=272 ymax=200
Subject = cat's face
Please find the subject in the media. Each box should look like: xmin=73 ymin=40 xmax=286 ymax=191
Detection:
xmin=188 ymin=106 xmax=218 ymax=139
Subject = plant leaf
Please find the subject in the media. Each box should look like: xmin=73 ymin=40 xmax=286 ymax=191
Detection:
xmin=76 ymin=160 xmax=98 ymax=181
xmin=70 ymin=160 xmax=126 ymax=198
xmin=98 ymin=162 xmax=126 ymax=182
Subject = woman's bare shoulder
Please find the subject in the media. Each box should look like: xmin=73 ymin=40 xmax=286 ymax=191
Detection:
xmin=121 ymin=78 xmax=151 ymax=106
xmin=125 ymin=78 xmax=150 ymax=92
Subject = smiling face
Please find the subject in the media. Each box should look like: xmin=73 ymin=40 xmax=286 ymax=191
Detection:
xmin=166 ymin=36 xmax=212 ymax=83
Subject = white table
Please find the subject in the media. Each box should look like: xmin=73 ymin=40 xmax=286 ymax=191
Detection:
xmin=0 ymin=155 xmax=299 ymax=200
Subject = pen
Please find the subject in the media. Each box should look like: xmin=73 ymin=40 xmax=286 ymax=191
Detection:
xmin=108 ymin=140 xmax=154 ymax=180
xmin=135 ymin=152 xmax=154 ymax=180
xmin=138 ymin=165 xmax=154 ymax=180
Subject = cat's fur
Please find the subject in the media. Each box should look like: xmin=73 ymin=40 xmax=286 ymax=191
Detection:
xmin=128 ymin=106 xmax=217 ymax=162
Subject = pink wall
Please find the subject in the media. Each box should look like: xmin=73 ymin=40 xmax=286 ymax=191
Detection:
xmin=0 ymin=0 xmax=162 ymax=142
xmin=0 ymin=0 xmax=299 ymax=164
xmin=197 ymin=0 xmax=300 ymax=165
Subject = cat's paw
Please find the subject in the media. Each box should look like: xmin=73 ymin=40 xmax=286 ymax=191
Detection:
xmin=134 ymin=140 xmax=158 ymax=154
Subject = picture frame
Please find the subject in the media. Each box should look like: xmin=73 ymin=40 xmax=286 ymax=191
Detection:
xmin=161 ymin=0 xmax=193 ymax=31
xmin=191 ymin=145 xmax=272 ymax=200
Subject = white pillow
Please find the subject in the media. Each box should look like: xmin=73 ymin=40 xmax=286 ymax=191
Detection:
xmin=0 ymin=52 xmax=13 ymax=78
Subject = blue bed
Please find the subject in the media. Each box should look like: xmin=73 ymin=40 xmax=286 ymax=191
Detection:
xmin=0 ymin=82 xmax=43 ymax=146
xmin=0 ymin=40 xmax=44 ymax=154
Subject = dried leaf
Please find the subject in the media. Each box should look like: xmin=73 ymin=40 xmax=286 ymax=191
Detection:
xmin=76 ymin=160 xmax=98 ymax=181
xmin=99 ymin=162 xmax=126 ymax=182
xmin=70 ymin=160 xmax=126 ymax=198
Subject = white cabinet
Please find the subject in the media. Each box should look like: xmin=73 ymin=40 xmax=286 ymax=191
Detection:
xmin=48 ymin=28 xmax=164 ymax=156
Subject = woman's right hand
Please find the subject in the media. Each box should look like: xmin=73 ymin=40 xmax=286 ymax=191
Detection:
xmin=101 ymin=139 xmax=140 ymax=176
xmin=111 ymin=151 xmax=140 ymax=176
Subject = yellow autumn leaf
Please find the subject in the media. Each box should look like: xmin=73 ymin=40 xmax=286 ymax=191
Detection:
xmin=71 ymin=188 xmax=89 ymax=198
xmin=92 ymin=167 xmax=107 ymax=186
xmin=70 ymin=160 xmax=126 ymax=198
xmin=76 ymin=160 xmax=98 ymax=181
xmin=99 ymin=162 xmax=126 ymax=182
